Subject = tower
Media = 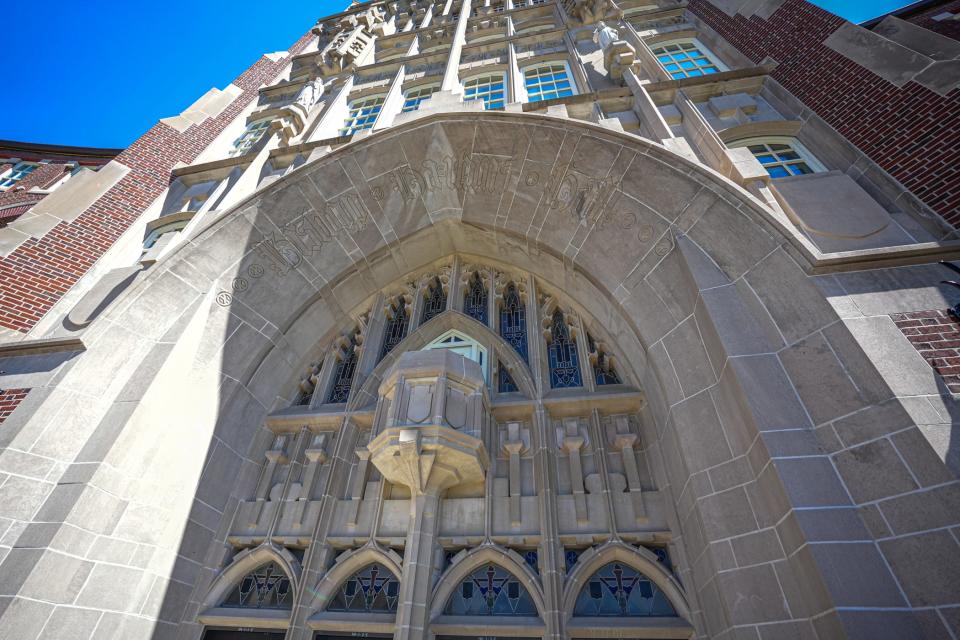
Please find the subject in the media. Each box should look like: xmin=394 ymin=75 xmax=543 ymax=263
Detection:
xmin=0 ymin=1 xmax=959 ymax=639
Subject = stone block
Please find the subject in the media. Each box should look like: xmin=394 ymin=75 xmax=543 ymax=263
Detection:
xmin=662 ymin=316 xmax=716 ymax=397
xmin=833 ymin=438 xmax=919 ymax=504
xmin=75 ymin=564 xmax=156 ymax=614
xmin=39 ymin=606 xmax=103 ymax=640
xmin=716 ymin=564 xmax=790 ymax=624
xmin=671 ymin=390 xmax=732 ymax=473
xmin=772 ymin=457 xmax=851 ymax=508
xmin=729 ymin=528 xmax=784 ymax=567
xmin=833 ymin=609 xmax=926 ymax=640
xmin=687 ymin=197 xmax=777 ymax=281
xmin=878 ymin=484 xmax=960 ymax=536
xmin=890 ymin=428 xmax=956 ymax=487
xmin=708 ymin=93 xmax=758 ymax=119
xmin=779 ymin=332 xmax=866 ymax=426
xmin=807 ymin=541 xmax=907 ymax=607
xmin=19 ymin=549 xmax=94 ymax=604
xmin=0 ymin=597 xmax=52 ymax=640
xmin=825 ymin=22 xmax=931 ymax=88
xmin=699 ymin=486 xmax=758 ymax=540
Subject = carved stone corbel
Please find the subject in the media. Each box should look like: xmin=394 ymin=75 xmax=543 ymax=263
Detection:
xmin=501 ymin=421 xmax=530 ymax=525
xmin=610 ymin=414 xmax=646 ymax=521
xmin=561 ymin=417 xmax=589 ymax=523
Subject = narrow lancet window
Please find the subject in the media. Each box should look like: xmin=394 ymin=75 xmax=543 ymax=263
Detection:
xmin=421 ymin=276 xmax=447 ymax=324
xmin=588 ymin=333 xmax=622 ymax=386
xmin=327 ymin=328 xmax=361 ymax=403
xmin=464 ymin=271 xmax=488 ymax=325
xmin=547 ymin=309 xmax=582 ymax=388
xmin=499 ymin=283 xmax=528 ymax=362
xmin=498 ymin=361 xmax=519 ymax=393
xmin=380 ymin=296 xmax=409 ymax=360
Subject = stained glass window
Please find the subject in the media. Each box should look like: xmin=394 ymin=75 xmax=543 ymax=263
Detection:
xmin=573 ymin=563 xmax=677 ymax=617
xmin=564 ymin=548 xmax=582 ymax=574
xmin=522 ymin=550 xmax=539 ymax=574
xmin=380 ymin=297 xmax=409 ymax=360
xmin=499 ymin=283 xmax=528 ymax=362
xmin=444 ymin=564 xmax=537 ymax=616
xmin=588 ymin=333 xmax=621 ymax=386
xmin=328 ymin=564 xmax=400 ymax=613
xmin=222 ymin=562 xmax=293 ymax=610
xmin=498 ymin=362 xmax=519 ymax=393
xmin=547 ymin=309 xmax=582 ymax=388
xmin=421 ymin=277 xmax=448 ymax=324
xmin=464 ymin=271 xmax=488 ymax=325
xmin=327 ymin=329 xmax=361 ymax=403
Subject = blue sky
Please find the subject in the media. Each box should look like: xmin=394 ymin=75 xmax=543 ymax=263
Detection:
xmin=2 ymin=1 xmax=911 ymax=148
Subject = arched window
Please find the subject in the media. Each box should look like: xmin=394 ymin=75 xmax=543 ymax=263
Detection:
xmin=425 ymin=330 xmax=487 ymax=377
xmin=444 ymin=563 xmax=537 ymax=616
xmin=547 ymin=309 xmax=582 ymax=389
xmin=573 ymin=563 xmax=677 ymax=617
xmin=588 ymin=333 xmax=621 ymax=386
xmin=421 ymin=276 xmax=448 ymax=324
xmin=230 ymin=119 xmax=273 ymax=157
xmin=327 ymin=328 xmax=361 ymax=403
xmin=522 ymin=61 xmax=576 ymax=103
xmin=464 ymin=271 xmax=488 ymax=325
xmin=651 ymin=39 xmax=725 ymax=79
xmin=380 ymin=296 xmax=409 ymax=360
xmin=221 ymin=561 xmax=293 ymax=610
xmin=499 ymin=283 xmax=528 ymax=362
xmin=327 ymin=563 xmax=400 ymax=613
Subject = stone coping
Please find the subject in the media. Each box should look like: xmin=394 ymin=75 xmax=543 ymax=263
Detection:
xmin=0 ymin=336 xmax=85 ymax=357
xmin=306 ymin=611 xmax=397 ymax=633
xmin=170 ymin=153 xmax=254 ymax=180
xmin=145 ymin=210 xmax=198 ymax=236
xmin=265 ymin=405 xmax=377 ymax=432
xmin=567 ymin=616 xmax=694 ymax=638
xmin=645 ymin=65 xmax=772 ymax=103
xmin=197 ymin=607 xmax=289 ymax=630
xmin=431 ymin=614 xmax=546 ymax=636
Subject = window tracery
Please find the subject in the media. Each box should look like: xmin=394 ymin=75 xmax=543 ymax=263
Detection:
xmin=546 ymin=309 xmax=582 ymax=388
xmin=421 ymin=276 xmax=448 ymax=324
xmin=464 ymin=271 xmax=489 ymax=325
xmin=444 ymin=564 xmax=537 ymax=616
xmin=221 ymin=562 xmax=293 ymax=610
xmin=327 ymin=563 xmax=400 ymax=613
xmin=499 ymin=282 xmax=528 ymax=362
xmin=573 ymin=563 xmax=676 ymax=617
xmin=327 ymin=327 xmax=361 ymax=403
xmin=380 ymin=296 xmax=410 ymax=360
xmin=588 ymin=332 xmax=621 ymax=386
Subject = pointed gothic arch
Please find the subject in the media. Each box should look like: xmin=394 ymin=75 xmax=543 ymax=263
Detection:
xmin=561 ymin=542 xmax=691 ymax=621
xmin=303 ymin=545 xmax=404 ymax=615
xmin=430 ymin=545 xmax=547 ymax=621
xmin=201 ymin=544 xmax=302 ymax=612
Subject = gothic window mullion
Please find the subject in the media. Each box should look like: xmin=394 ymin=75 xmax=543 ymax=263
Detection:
xmin=546 ymin=308 xmax=582 ymax=389
xmin=464 ymin=271 xmax=489 ymax=325
xmin=421 ymin=276 xmax=448 ymax=324
xmin=327 ymin=328 xmax=362 ymax=404
xmin=380 ymin=296 xmax=410 ymax=360
xmin=499 ymin=282 xmax=528 ymax=363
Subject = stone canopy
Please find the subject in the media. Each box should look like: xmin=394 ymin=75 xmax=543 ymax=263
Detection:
xmin=0 ymin=111 xmax=949 ymax=639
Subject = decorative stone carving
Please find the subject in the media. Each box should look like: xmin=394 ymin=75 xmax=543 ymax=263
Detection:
xmin=500 ymin=421 xmax=530 ymax=525
xmin=560 ymin=417 xmax=589 ymax=523
xmin=568 ymin=0 xmax=623 ymax=26
xmin=592 ymin=21 xmax=636 ymax=82
xmin=294 ymin=78 xmax=325 ymax=111
xmin=607 ymin=414 xmax=646 ymax=522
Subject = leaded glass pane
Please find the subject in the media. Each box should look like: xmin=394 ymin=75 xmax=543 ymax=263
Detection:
xmin=444 ymin=563 xmax=537 ymax=616
xmin=498 ymin=362 xmax=519 ymax=393
xmin=523 ymin=63 xmax=574 ymax=103
xmin=421 ymin=277 xmax=448 ymax=324
xmin=547 ymin=309 xmax=581 ymax=388
xmin=328 ymin=564 xmax=400 ymax=613
xmin=464 ymin=271 xmax=488 ymax=325
xmin=573 ymin=563 xmax=677 ymax=617
xmin=499 ymin=283 xmax=528 ymax=362
xmin=222 ymin=562 xmax=293 ymax=610
xmin=380 ymin=297 xmax=409 ymax=359
xmin=327 ymin=329 xmax=360 ymax=403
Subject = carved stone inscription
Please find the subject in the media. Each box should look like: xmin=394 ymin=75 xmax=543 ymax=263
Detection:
xmin=216 ymin=148 xmax=636 ymax=306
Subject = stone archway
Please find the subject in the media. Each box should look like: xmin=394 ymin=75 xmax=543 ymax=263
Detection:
xmin=0 ymin=111 xmax=935 ymax=640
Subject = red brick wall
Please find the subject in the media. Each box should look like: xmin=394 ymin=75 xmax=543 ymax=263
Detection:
xmin=687 ymin=0 xmax=960 ymax=226
xmin=0 ymin=388 xmax=30 ymax=425
xmin=0 ymin=33 xmax=314 ymax=334
xmin=901 ymin=0 xmax=960 ymax=41
xmin=892 ymin=310 xmax=960 ymax=392
xmin=0 ymin=162 xmax=72 ymax=226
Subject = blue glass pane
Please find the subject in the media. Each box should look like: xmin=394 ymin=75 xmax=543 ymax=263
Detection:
xmin=657 ymin=55 xmax=672 ymax=63
xmin=548 ymin=309 xmax=582 ymax=389
xmin=671 ymin=72 xmax=685 ymax=79
xmin=664 ymin=64 xmax=679 ymax=71
xmin=703 ymin=67 xmax=718 ymax=74
xmin=222 ymin=562 xmax=292 ymax=610
xmin=499 ymin=283 xmax=528 ymax=362
xmin=573 ymin=563 xmax=677 ymax=617
xmin=444 ymin=564 xmax=537 ymax=616
xmin=558 ymin=89 xmax=574 ymax=97
xmin=767 ymin=166 xmax=790 ymax=178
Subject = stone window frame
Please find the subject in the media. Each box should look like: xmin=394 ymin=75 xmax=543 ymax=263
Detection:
xmin=521 ymin=60 xmax=578 ymax=103
xmin=462 ymin=72 xmax=508 ymax=110
xmin=650 ymin=38 xmax=727 ymax=80
xmin=0 ymin=161 xmax=39 ymax=190
xmin=230 ymin=118 xmax=273 ymax=157
xmin=425 ymin=329 xmax=489 ymax=380
xmin=730 ymin=135 xmax=828 ymax=179
xmin=402 ymin=83 xmax=441 ymax=112
xmin=340 ymin=93 xmax=387 ymax=136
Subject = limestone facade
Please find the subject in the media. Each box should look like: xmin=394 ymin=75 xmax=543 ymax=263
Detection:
xmin=1 ymin=2 xmax=960 ymax=640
